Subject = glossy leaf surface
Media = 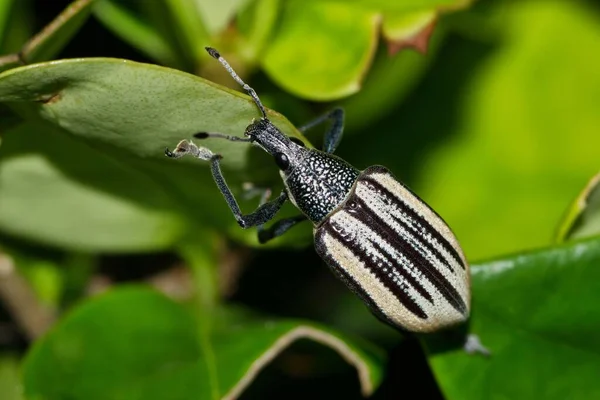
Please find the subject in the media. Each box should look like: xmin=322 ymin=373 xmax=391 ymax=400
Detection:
xmin=425 ymin=236 xmax=600 ymax=399
xmin=22 ymin=287 xmax=385 ymax=400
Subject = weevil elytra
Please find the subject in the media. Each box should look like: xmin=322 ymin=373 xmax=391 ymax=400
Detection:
xmin=166 ymin=47 xmax=472 ymax=335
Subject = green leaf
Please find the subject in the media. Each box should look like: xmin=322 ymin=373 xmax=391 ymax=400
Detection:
xmin=23 ymin=287 xmax=385 ymax=399
xmin=194 ymin=0 xmax=251 ymax=36
xmin=262 ymin=1 xmax=379 ymax=100
xmin=309 ymin=0 xmax=472 ymax=12
xmin=0 ymin=58 xmax=302 ymax=172
xmin=20 ymin=0 xmax=96 ymax=63
xmin=425 ymin=235 xmax=600 ymax=400
xmin=0 ymin=103 xmax=21 ymax=132
xmin=0 ymin=354 xmax=23 ymax=400
xmin=341 ymin=35 xmax=438 ymax=134
xmin=557 ymin=171 xmax=600 ymax=242
xmin=93 ymin=0 xmax=179 ymax=66
xmin=0 ymin=123 xmax=185 ymax=252
xmin=0 ymin=0 xmax=16 ymax=46
xmin=382 ymin=10 xmax=437 ymax=54
xmin=236 ymin=0 xmax=280 ymax=60
xmin=163 ymin=0 xmax=209 ymax=65
xmin=0 ymin=58 xmax=313 ymax=247
xmin=416 ymin=1 xmax=600 ymax=259
xmin=0 ymin=0 xmax=32 ymax=70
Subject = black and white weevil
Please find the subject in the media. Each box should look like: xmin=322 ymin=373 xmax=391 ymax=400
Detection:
xmin=166 ymin=47 xmax=474 ymax=336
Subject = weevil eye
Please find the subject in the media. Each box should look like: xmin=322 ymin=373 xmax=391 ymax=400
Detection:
xmin=274 ymin=152 xmax=290 ymax=171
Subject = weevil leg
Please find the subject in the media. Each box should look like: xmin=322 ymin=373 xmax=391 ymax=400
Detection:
xmin=209 ymin=156 xmax=288 ymax=228
xmin=258 ymin=215 xmax=308 ymax=244
xmin=165 ymin=140 xmax=287 ymax=228
xmin=298 ymin=108 xmax=345 ymax=154
xmin=241 ymin=184 xmax=308 ymax=243
xmin=463 ymin=334 xmax=491 ymax=357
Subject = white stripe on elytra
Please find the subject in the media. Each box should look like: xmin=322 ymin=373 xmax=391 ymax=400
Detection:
xmin=368 ymin=172 xmax=470 ymax=305
xmin=326 ymin=210 xmax=465 ymax=332
xmin=359 ymin=180 xmax=463 ymax=272
xmin=355 ymin=182 xmax=468 ymax=305
xmin=371 ymin=173 xmax=468 ymax=266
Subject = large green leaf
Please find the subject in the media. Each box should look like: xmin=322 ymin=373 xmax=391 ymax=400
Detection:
xmin=0 ymin=58 xmax=312 ymax=248
xmin=416 ymin=0 xmax=600 ymax=259
xmin=0 ymin=123 xmax=185 ymax=251
xmin=93 ymin=0 xmax=179 ymax=66
xmin=425 ymin=235 xmax=600 ymax=399
xmin=0 ymin=58 xmax=302 ymax=171
xmin=22 ymin=287 xmax=385 ymax=399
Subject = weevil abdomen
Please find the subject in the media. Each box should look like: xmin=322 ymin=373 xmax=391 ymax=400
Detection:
xmin=315 ymin=165 xmax=470 ymax=333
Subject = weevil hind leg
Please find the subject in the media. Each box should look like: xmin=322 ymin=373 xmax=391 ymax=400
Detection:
xmin=463 ymin=333 xmax=491 ymax=357
xmin=258 ymin=215 xmax=308 ymax=244
xmin=298 ymin=108 xmax=345 ymax=154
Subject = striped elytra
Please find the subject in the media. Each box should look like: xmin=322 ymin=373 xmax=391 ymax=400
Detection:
xmin=314 ymin=166 xmax=470 ymax=333
xmin=166 ymin=46 xmax=471 ymax=335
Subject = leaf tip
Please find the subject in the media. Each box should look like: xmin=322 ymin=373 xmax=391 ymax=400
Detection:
xmin=385 ymin=18 xmax=437 ymax=56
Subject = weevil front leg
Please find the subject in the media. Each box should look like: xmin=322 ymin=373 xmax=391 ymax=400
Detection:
xmin=165 ymin=140 xmax=287 ymax=228
xmin=298 ymin=108 xmax=345 ymax=154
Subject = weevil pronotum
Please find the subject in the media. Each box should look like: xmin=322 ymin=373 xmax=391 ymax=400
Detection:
xmin=167 ymin=47 xmax=486 ymax=348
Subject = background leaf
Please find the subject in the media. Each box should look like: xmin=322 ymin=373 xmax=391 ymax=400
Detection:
xmin=0 ymin=0 xmax=16 ymax=47
xmin=0 ymin=355 xmax=23 ymax=400
xmin=262 ymin=1 xmax=379 ymax=100
xmin=557 ymin=172 xmax=600 ymax=242
xmin=20 ymin=0 xmax=96 ymax=63
xmin=415 ymin=0 xmax=600 ymax=260
xmin=92 ymin=0 xmax=178 ymax=66
xmin=425 ymin=235 xmax=600 ymax=400
xmin=22 ymin=287 xmax=385 ymax=400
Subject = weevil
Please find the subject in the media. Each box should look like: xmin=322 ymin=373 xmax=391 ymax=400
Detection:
xmin=166 ymin=47 xmax=472 ymax=335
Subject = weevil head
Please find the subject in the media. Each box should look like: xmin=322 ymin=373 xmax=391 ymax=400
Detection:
xmin=244 ymin=118 xmax=307 ymax=175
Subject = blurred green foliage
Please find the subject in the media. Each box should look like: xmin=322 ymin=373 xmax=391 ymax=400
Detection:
xmin=0 ymin=0 xmax=599 ymax=399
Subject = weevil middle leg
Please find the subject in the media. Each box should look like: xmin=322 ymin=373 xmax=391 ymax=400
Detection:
xmin=243 ymin=184 xmax=308 ymax=244
xmin=298 ymin=107 xmax=345 ymax=154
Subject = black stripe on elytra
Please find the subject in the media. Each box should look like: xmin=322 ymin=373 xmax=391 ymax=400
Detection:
xmin=352 ymin=196 xmax=467 ymax=316
xmin=362 ymin=177 xmax=466 ymax=270
xmin=322 ymin=221 xmax=428 ymax=319
xmin=314 ymin=233 xmax=407 ymax=329
xmin=357 ymin=189 xmax=456 ymax=277
xmin=365 ymin=234 xmax=434 ymax=304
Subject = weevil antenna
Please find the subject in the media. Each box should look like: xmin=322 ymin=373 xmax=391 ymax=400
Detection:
xmin=205 ymin=47 xmax=267 ymax=120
